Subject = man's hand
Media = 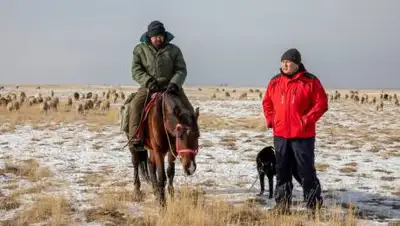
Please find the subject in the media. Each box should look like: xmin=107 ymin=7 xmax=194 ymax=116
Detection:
xmin=166 ymin=83 xmax=179 ymax=95
xmin=146 ymin=79 xmax=160 ymax=92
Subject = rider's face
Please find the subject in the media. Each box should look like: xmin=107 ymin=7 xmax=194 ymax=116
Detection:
xmin=150 ymin=35 xmax=165 ymax=49
xmin=281 ymin=60 xmax=299 ymax=75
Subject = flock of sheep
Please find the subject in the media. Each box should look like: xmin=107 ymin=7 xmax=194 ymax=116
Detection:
xmin=0 ymin=86 xmax=127 ymax=115
xmin=1 ymin=86 xmax=399 ymax=115
xmin=328 ymin=90 xmax=399 ymax=111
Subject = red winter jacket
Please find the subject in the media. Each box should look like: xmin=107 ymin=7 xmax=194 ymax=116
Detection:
xmin=262 ymin=67 xmax=328 ymax=139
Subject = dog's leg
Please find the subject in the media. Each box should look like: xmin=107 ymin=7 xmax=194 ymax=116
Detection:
xmin=257 ymin=170 xmax=265 ymax=196
xmin=268 ymin=173 xmax=274 ymax=199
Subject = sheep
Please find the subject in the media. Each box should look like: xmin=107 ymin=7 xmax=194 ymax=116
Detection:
xmin=28 ymin=97 xmax=36 ymax=106
xmin=84 ymin=99 xmax=94 ymax=110
xmin=0 ymin=97 xmax=9 ymax=107
xmin=73 ymin=92 xmax=80 ymax=101
xmin=40 ymin=101 xmax=50 ymax=113
xmin=371 ymin=96 xmax=377 ymax=104
xmin=376 ymin=101 xmax=384 ymax=111
xmin=6 ymin=101 xmax=20 ymax=112
xmin=239 ymin=92 xmax=247 ymax=100
xmin=20 ymin=91 xmax=26 ymax=100
xmin=65 ymin=97 xmax=73 ymax=107
xmin=76 ymin=103 xmax=84 ymax=115
xmin=48 ymin=99 xmax=58 ymax=112
xmin=92 ymin=94 xmax=98 ymax=103
xmin=100 ymin=100 xmax=110 ymax=111
xmin=6 ymin=102 xmax=13 ymax=111
xmin=112 ymin=93 xmax=119 ymax=103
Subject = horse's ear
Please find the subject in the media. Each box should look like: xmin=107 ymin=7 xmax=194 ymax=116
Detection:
xmin=195 ymin=107 xmax=200 ymax=119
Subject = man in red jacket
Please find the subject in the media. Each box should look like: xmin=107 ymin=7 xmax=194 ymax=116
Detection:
xmin=262 ymin=48 xmax=328 ymax=214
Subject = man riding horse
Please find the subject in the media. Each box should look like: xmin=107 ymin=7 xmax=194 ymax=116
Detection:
xmin=129 ymin=20 xmax=195 ymax=152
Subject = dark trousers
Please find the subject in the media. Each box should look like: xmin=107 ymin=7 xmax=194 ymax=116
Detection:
xmin=273 ymin=136 xmax=322 ymax=209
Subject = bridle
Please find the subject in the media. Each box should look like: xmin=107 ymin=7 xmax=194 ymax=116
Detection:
xmin=162 ymin=93 xmax=199 ymax=159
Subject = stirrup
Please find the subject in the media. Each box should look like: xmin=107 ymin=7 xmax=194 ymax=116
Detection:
xmin=133 ymin=143 xmax=146 ymax=152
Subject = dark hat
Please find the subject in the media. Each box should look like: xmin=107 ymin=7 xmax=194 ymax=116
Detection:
xmin=281 ymin=48 xmax=301 ymax=65
xmin=147 ymin=20 xmax=166 ymax=38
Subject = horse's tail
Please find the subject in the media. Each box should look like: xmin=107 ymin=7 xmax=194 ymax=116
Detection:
xmin=138 ymin=151 xmax=150 ymax=183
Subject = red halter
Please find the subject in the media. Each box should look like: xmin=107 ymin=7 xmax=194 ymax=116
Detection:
xmin=174 ymin=123 xmax=198 ymax=155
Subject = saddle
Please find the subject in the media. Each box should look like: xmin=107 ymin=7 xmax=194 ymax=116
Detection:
xmin=133 ymin=92 xmax=164 ymax=150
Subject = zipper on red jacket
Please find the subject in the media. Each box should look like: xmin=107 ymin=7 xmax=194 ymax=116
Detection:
xmin=286 ymin=82 xmax=291 ymax=137
xmin=292 ymin=87 xmax=298 ymax=104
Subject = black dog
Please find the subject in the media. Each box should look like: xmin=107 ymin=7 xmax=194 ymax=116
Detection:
xmin=256 ymin=146 xmax=302 ymax=198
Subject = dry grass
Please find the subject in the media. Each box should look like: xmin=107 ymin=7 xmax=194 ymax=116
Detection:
xmin=10 ymin=183 xmax=48 ymax=198
xmin=0 ymin=195 xmax=21 ymax=211
xmin=3 ymin=159 xmax=52 ymax=182
xmin=198 ymin=114 xmax=266 ymax=131
xmin=80 ymin=173 xmax=107 ymax=186
xmin=315 ymin=163 xmax=330 ymax=172
xmin=344 ymin=162 xmax=358 ymax=167
xmin=80 ymin=186 xmax=360 ymax=226
xmin=2 ymin=86 xmax=399 ymax=225
xmin=219 ymin=135 xmax=238 ymax=150
xmin=145 ymin=186 xmax=357 ymax=226
xmin=339 ymin=166 xmax=358 ymax=174
xmin=392 ymin=191 xmax=400 ymax=197
xmin=1 ymin=194 xmax=73 ymax=226
xmin=98 ymin=186 xmax=145 ymax=211
xmin=380 ymin=176 xmax=397 ymax=181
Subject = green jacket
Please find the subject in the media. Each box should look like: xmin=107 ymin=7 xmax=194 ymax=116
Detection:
xmin=131 ymin=31 xmax=187 ymax=88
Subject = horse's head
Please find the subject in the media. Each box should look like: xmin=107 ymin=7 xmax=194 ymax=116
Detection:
xmin=163 ymin=94 xmax=200 ymax=176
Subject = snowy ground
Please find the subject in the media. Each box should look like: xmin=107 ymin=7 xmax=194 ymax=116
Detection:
xmin=0 ymin=87 xmax=399 ymax=225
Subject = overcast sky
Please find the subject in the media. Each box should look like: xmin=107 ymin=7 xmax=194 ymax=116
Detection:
xmin=1 ymin=0 xmax=399 ymax=88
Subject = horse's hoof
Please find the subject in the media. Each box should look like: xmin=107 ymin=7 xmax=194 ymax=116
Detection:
xmin=168 ymin=186 xmax=175 ymax=197
xmin=256 ymin=192 xmax=264 ymax=197
xmin=133 ymin=190 xmax=144 ymax=202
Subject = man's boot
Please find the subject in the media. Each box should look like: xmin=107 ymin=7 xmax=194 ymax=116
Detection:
xmin=131 ymin=125 xmax=145 ymax=152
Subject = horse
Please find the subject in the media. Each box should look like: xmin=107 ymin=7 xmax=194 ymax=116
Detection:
xmin=126 ymin=91 xmax=200 ymax=206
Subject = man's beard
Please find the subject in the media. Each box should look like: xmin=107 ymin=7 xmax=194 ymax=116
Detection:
xmin=152 ymin=41 xmax=164 ymax=49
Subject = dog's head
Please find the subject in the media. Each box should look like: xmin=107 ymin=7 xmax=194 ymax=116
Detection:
xmin=257 ymin=146 xmax=275 ymax=174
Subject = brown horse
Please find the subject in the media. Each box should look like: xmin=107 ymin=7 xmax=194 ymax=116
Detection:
xmin=127 ymin=91 xmax=200 ymax=206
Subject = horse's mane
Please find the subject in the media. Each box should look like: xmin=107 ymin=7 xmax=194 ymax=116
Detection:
xmin=161 ymin=93 xmax=199 ymax=132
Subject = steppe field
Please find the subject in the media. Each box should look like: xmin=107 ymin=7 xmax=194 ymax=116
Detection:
xmin=0 ymin=84 xmax=399 ymax=226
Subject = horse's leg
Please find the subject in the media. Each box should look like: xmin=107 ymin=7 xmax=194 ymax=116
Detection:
xmin=148 ymin=150 xmax=158 ymax=197
xmin=167 ymin=151 xmax=176 ymax=198
xmin=154 ymin=149 xmax=167 ymax=206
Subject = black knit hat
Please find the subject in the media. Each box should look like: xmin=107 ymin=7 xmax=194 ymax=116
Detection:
xmin=147 ymin=20 xmax=166 ymax=37
xmin=281 ymin=48 xmax=301 ymax=65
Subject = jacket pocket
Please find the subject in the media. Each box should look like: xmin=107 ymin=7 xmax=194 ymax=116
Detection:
xmin=299 ymin=117 xmax=304 ymax=132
